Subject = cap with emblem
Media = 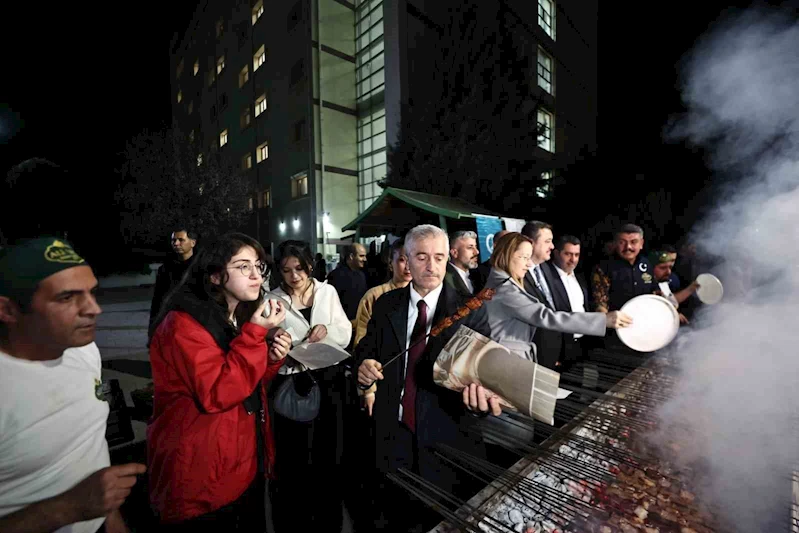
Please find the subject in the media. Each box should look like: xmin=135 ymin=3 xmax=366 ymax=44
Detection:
xmin=0 ymin=237 xmax=87 ymax=302
xmin=647 ymin=250 xmax=673 ymax=266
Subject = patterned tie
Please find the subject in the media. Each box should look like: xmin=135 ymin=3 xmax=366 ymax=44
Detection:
xmin=401 ymin=300 xmax=428 ymax=432
xmin=534 ymin=266 xmax=555 ymax=308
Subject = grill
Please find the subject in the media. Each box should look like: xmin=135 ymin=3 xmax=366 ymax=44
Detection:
xmin=389 ymin=349 xmax=794 ymax=533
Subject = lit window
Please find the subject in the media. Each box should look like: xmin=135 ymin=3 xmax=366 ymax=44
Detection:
xmin=197 ymin=154 xmax=203 ymax=167
xmin=262 ymin=188 xmax=271 ymax=208
xmin=189 ymin=130 xmax=195 ymax=143
xmin=257 ymin=141 xmax=269 ymax=163
xmin=536 ymin=171 xmax=553 ymax=198
xmin=242 ymin=153 xmax=253 ymax=170
xmin=240 ymin=107 xmax=251 ymax=129
xmin=255 ymin=94 xmax=267 ymax=117
xmin=248 ymin=197 xmax=254 ymax=211
xmin=193 ymin=59 xmax=199 ymax=76
xmin=537 ymin=109 xmax=554 ymax=152
xmin=239 ymin=65 xmax=249 ymax=87
xmin=219 ymin=129 xmax=228 ymax=147
xmin=253 ymin=45 xmax=266 ymax=72
xmin=538 ymin=0 xmax=555 ymax=40
xmin=291 ymin=174 xmax=308 ymax=198
xmin=537 ymin=47 xmax=553 ymax=94
xmin=177 ymin=90 xmax=182 ymax=103
xmin=187 ymin=101 xmax=193 ymax=115
xmin=176 ymin=59 xmax=184 ymax=79
xmin=217 ymin=55 xmax=225 ymax=75
xmin=252 ymin=1 xmax=264 ymax=25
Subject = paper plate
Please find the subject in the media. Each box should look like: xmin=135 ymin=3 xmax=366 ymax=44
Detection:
xmin=696 ymin=273 xmax=724 ymax=305
xmin=616 ymin=294 xmax=680 ymax=353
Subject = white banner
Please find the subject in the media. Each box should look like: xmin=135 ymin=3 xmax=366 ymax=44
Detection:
xmin=502 ymin=218 xmax=526 ymax=233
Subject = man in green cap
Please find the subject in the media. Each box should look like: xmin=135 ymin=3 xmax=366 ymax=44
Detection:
xmin=0 ymin=237 xmax=145 ymax=533
xmin=649 ymin=247 xmax=699 ymax=324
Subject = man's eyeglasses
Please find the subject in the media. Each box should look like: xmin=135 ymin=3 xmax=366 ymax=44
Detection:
xmin=229 ymin=262 xmax=267 ymax=277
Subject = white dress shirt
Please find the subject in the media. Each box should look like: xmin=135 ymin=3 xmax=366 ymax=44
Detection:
xmin=398 ymin=282 xmax=443 ymax=420
xmin=554 ymin=264 xmax=586 ymax=339
xmin=450 ymin=263 xmax=474 ymax=294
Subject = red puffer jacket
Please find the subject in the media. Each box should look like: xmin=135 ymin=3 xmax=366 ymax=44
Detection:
xmin=146 ymin=311 xmax=284 ymax=523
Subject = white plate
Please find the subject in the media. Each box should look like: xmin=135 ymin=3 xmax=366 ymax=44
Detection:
xmin=696 ymin=273 xmax=724 ymax=304
xmin=617 ymin=294 xmax=680 ymax=353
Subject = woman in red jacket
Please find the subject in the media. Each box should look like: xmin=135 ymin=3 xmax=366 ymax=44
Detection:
xmin=147 ymin=232 xmax=292 ymax=530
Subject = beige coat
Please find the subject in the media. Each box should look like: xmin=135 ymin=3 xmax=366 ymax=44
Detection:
xmin=353 ymin=279 xmax=402 ymax=347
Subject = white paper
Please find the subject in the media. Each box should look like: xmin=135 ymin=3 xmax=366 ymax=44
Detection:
xmin=556 ymin=387 xmax=573 ymax=400
xmin=287 ymin=340 xmax=350 ymax=370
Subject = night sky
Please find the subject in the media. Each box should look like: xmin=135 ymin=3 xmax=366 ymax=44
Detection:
xmin=1 ymin=1 xmax=796 ymax=263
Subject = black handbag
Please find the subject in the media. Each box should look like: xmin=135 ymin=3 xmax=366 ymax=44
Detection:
xmin=273 ymin=371 xmax=320 ymax=422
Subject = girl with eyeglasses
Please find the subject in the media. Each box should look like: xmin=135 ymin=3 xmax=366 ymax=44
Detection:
xmin=146 ymin=232 xmax=293 ymax=531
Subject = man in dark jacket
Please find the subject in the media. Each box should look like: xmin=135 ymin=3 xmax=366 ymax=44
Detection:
xmin=327 ymin=243 xmax=368 ymax=321
xmin=149 ymin=228 xmax=197 ymax=328
xmin=355 ymin=224 xmax=499 ymax=532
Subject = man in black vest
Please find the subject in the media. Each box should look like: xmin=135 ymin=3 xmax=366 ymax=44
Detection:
xmin=356 ymin=224 xmax=499 ymax=533
xmin=592 ymin=224 xmax=653 ymax=350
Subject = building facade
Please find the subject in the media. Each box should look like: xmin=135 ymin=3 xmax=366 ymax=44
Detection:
xmin=169 ymin=0 xmax=596 ymax=257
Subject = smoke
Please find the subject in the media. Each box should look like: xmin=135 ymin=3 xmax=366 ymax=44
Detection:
xmin=656 ymin=7 xmax=799 ymax=532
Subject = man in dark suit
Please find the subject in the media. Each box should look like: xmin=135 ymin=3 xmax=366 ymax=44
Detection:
xmin=544 ymin=235 xmax=592 ymax=370
xmin=444 ymin=230 xmax=484 ymax=296
xmin=356 ymin=224 xmax=500 ymax=533
xmin=520 ymin=221 xmax=564 ymax=370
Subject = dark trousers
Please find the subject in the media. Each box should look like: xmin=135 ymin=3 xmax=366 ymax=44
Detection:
xmin=158 ymin=479 xmax=266 ymax=532
xmin=358 ymin=424 xmax=442 ymax=533
xmin=270 ymin=367 xmax=345 ymax=533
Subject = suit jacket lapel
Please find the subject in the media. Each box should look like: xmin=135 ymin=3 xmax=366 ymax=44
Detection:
xmin=446 ymin=263 xmax=470 ymax=295
xmin=387 ymin=285 xmax=410 ymax=354
xmin=545 ymin=263 xmax=571 ymax=312
xmin=524 ymin=271 xmax=552 ymax=309
xmin=423 ymin=282 xmax=458 ymax=363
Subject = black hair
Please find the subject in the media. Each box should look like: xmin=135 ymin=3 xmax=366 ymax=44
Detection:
xmin=277 ymin=240 xmax=315 ymax=301
xmin=173 ymin=228 xmax=199 ymax=241
xmin=521 ymin=220 xmax=553 ymax=242
xmin=555 ymin=234 xmax=581 ymax=250
xmin=148 ymin=232 xmax=266 ymax=340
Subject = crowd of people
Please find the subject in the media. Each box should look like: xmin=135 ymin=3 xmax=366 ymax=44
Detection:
xmin=0 ymin=218 xmax=707 ymax=533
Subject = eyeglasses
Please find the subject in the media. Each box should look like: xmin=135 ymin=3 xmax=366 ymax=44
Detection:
xmin=228 ymin=262 xmax=267 ymax=277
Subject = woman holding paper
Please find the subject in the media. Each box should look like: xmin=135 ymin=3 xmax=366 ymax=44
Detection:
xmin=266 ymin=240 xmax=352 ymax=533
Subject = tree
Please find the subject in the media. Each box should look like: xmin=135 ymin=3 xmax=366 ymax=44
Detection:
xmin=384 ymin=2 xmax=575 ymax=215
xmin=116 ymin=127 xmax=252 ymax=246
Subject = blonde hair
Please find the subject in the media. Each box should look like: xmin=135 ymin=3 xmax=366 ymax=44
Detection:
xmin=491 ymin=232 xmax=533 ymax=285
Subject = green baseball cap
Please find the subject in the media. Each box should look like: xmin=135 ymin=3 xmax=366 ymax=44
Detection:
xmin=0 ymin=237 xmax=87 ymax=302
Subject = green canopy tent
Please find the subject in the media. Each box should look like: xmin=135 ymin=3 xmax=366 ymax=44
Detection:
xmin=340 ymin=187 xmax=501 ymax=238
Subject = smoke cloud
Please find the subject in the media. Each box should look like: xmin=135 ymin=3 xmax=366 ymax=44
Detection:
xmin=658 ymin=8 xmax=799 ymax=532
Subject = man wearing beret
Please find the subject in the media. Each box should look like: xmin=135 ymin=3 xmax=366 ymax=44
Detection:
xmin=0 ymin=237 xmax=146 ymax=533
